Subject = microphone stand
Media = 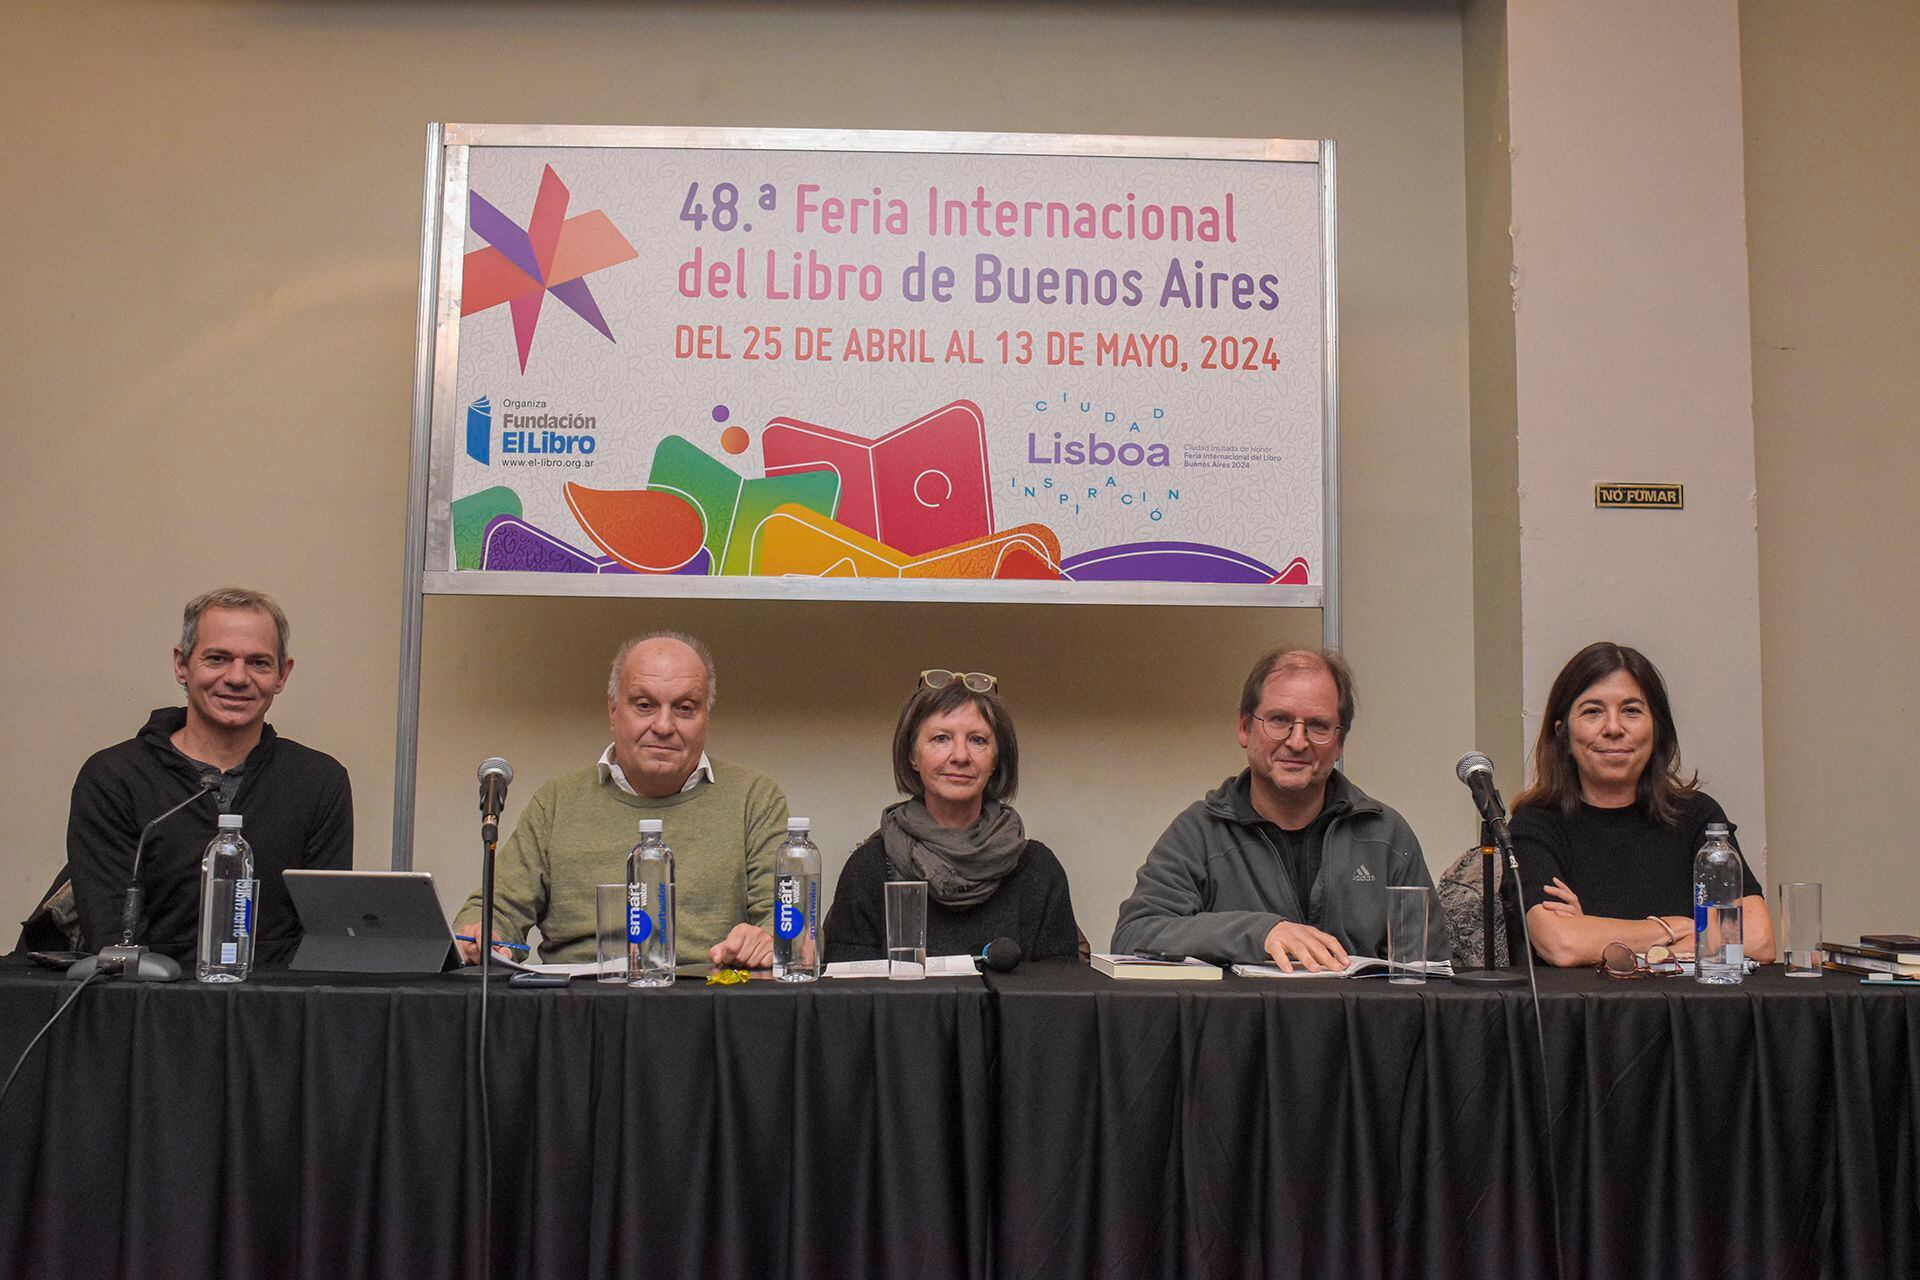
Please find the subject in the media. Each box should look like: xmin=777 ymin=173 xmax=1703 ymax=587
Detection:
xmin=1454 ymin=790 xmax=1568 ymax=1280
xmin=1498 ymin=818 xmax=1569 ymax=1280
xmin=474 ymin=790 xmax=502 ymax=1280
xmin=1455 ymin=817 xmax=1523 ymax=987
xmin=67 ymin=779 xmax=217 ymax=982
xmin=479 ymin=806 xmax=500 ymax=987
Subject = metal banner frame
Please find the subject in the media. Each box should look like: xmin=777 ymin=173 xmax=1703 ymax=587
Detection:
xmin=391 ymin=123 xmax=1339 ymax=865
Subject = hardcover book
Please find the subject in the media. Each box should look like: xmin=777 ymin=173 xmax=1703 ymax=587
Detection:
xmin=1090 ymin=953 xmax=1223 ymax=981
xmin=1822 ymin=940 xmax=1920 ymax=970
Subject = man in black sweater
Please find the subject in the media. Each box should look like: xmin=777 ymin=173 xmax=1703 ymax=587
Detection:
xmin=63 ymin=588 xmax=353 ymax=966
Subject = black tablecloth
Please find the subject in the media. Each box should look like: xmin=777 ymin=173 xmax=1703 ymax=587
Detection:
xmin=2 ymin=961 xmax=1916 ymax=1280
xmin=0 ymin=966 xmax=992 ymax=1280
xmin=984 ymin=964 xmax=1920 ymax=1280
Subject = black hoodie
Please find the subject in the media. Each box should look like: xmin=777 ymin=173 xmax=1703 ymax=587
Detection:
xmin=66 ymin=707 xmax=353 ymax=965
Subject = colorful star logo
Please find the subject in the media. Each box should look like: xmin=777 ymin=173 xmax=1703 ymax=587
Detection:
xmin=461 ymin=166 xmax=639 ymax=372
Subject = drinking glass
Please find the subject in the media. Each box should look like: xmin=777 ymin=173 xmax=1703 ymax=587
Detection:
xmin=1386 ymin=886 xmax=1430 ymax=985
xmin=884 ymin=880 xmax=929 ymax=980
xmin=595 ymin=883 xmax=629 ymax=983
xmin=1778 ymin=882 xmax=1822 ymax=978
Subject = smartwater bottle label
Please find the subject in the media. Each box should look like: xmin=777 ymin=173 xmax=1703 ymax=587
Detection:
xmin=220 ymin=943 xmax=237 ymax=964
xmin=1694 ymin=904 xmax=1708 ymax=933
xmin=1726 ymin=943 xmax=1744 ymax=966
xmin=233 ymin=880 xmax=256 ymax=938
xmin=627 ymin=885 xmax=652 ymax=944
xmin=774 ymin=874 xmax=805 ymax=939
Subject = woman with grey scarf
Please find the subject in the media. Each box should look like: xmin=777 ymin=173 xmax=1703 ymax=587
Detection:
xmin=821 ymin=670 xmax=1083 ymax=964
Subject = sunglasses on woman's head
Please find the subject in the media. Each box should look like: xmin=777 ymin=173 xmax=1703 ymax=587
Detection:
xmin=920 ymin=670 xmax=997 ymax=693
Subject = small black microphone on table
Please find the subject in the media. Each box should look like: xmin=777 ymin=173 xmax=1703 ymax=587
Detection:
xmin=978 ymin=937 xmax=1023 ymax=973
xmin=477 ymin=758 xmax=513 ymax=831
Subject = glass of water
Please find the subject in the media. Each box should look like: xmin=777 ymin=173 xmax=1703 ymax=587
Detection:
xmin=1386 ymin=886 xmax=1430 ymax=985
xmin=1778 ymin=882 xmax=1823 ymax=977
xmin=594 ymin=883 xmax=629 ymax=983
xmin=884 ymin=880 xmax=928 ymax=980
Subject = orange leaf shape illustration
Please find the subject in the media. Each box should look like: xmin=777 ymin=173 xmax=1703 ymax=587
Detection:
xmin=565 ymin=483 xmax=708 ymax=573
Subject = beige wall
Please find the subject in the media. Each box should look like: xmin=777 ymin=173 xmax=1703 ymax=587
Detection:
xmin=1 ymin=1 xmax=1477 ymax=946
xmin=1742 ymin=0 xmax=1920 ymax=938
xmin=1505 ymin=1 xmax=1769 ymax=870
xmin=13 ymin=2 xmax=1909 ymax=955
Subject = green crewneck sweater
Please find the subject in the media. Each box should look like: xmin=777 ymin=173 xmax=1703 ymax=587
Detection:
xmin=455 ymin=760 xmax=789 ymax=965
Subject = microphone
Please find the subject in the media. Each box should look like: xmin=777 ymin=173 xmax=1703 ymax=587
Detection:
xmin=1453 ymin=753 xmax=1529 ymax=987
xmin=1455 ymin=751 xmax=1520 ymax=867
xmin=1455 ymin=752 xmax=1508 ymax=827
xmin=477 ymin=758 xmax=513 ymax=839
xmin=976 ymin=936 xmax=1023 ymax=973
xmin=69 ymin=772 xmax=220 ymax=982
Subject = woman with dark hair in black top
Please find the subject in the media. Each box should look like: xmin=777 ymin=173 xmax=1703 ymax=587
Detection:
xmin=1512 ymin=641 xmax=1774 ymax=967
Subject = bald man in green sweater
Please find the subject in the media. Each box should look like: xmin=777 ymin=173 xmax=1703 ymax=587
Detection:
xmin=453 ymin=631 xmax=789 ymax=969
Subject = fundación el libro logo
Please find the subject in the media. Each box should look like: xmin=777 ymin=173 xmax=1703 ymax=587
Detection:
xmin=465 ymin=394 xmax=601 ymax=467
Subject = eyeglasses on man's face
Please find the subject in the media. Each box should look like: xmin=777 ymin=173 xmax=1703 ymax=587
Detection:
xmin=1248 ymin=712 xmax=1341 ymax=745
xmin=920 ymin=669 xmax=998 ymax=694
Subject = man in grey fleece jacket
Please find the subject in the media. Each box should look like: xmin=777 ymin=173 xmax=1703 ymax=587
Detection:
xmin=1112 ymin=647 xmax=1450 ymax=971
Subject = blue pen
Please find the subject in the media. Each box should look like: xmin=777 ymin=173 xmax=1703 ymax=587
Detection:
xmin=454 ymin=934 xmax=531 ymax=953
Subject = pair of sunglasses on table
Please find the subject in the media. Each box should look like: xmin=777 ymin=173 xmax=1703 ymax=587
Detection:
xmin=1598 ymin=940 xmax=1688 ymax=979
xmin=919 ymin=669 xmax=997 ymax=693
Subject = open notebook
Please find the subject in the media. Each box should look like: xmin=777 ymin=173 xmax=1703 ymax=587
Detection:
xmin=824 ymin=955 xmax=980 ymax=978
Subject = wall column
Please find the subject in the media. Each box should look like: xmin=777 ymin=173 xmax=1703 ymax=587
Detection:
xmin=1503 ymin=1 xmax=1767 ymax=863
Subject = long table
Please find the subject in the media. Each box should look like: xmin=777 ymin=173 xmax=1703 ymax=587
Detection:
xmin=986 ymin=963 xmax=1920 ymax=1280
xmin=1 ymin=961 xmax=1914 ymax=1279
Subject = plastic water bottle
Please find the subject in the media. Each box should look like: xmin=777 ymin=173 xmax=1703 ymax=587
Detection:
xmin=1693 ymin=822 xmax=1745 ymax=985
xmin=772 ymin=817 xmax=822 ymax=982
xmin=627 ymin=818 xmax=675 ymax=987
xmin=197 ymin=814 xmax=256 ymax=982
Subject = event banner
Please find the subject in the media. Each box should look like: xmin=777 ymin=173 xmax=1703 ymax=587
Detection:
xmin=425 ymin=128 xmax=1332 ymax=604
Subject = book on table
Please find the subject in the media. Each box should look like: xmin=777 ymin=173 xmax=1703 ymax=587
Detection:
xmin=1848 ymin=935 xmax=1920 ymax=963
xmin=1825 ymin=959 xmax=1920 ymax=980
xmin=1232 ymin=956 xmax=1455 ymax=979
xmin=1822 ymin=957 xmax=1920 ymax=978
xmin=1089 ymin=952 xmax=1223 ymax=980
xmin=1820 ymin=940 xmax=1920 ymax=975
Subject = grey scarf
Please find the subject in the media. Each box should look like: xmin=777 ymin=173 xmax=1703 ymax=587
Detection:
xmin=879 ymin=798 xmax=1028 ymax=909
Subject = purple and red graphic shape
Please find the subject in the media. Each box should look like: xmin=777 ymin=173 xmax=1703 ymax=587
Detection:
xmin=1268 ymin=557 xmax=1311 ymax=586
xmin=462 ymin=166 xmax=638 ymax=372
xmin=1059 ymin=542 xmax=1308 ymax=585
xmin=760 ymin=401 xmax=994 ymax=557
xmin=481 ymin=514 xmax=711 ymax=576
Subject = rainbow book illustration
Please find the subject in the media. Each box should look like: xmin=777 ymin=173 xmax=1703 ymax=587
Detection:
xmin=760 ymin=401 xmax=992 ymax=556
